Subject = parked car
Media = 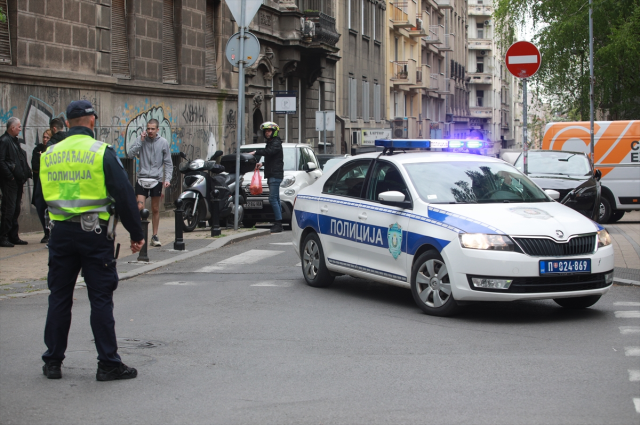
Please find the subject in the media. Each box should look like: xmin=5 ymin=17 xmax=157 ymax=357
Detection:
xmin=240 ymin=143 xmax=322 ymax=228
xmin=316 ymin=154 xmax=351 ymax=171
xmin=514 ymin=150 xmax=602 ymax=222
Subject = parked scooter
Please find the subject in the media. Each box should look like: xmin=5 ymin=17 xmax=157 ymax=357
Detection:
xmin=177 ymin=151 xmax=245 ymax=231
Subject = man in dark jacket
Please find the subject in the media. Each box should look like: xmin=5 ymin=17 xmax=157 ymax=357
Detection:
xmin=250 ymin=121 xmax=284 ymax=233
xmin=47 ymin=118 xmax=68 ymax=147
xmin=0 ymin=117 xmax=32 ymax=247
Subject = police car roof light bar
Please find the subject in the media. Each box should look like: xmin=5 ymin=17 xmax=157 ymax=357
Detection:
xmin=374 ymin=139 xmax=484 ymax=151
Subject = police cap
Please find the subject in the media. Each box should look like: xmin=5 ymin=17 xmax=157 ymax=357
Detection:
xmin=66 ymin=100 xmax=99 ymax=120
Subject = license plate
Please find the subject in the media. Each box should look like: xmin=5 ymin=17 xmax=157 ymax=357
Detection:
xmin=539 ymin=259 xmax=591 ymax=275
xmin=245 ymin=200 xmax=263 ymax=209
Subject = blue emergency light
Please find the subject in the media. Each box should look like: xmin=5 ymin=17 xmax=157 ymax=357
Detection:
xmin=374 ymin=139 xmax=484 ymax=149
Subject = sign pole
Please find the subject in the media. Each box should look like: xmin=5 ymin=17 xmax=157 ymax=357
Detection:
xmin=233 ymin=0 xmax=246 ymax=231
xmin=523 ymin=78 xmax=528 ymax=175
xmin=323 ymin=111 xmax=327 ymax=154
xmin=589 ymin=0 xmax=595 ymax=167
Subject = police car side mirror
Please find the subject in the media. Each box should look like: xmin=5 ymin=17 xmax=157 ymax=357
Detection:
xmin=303 ymin=162 xmax=318 ymax=172
xmin=379 ymin=191 xmax=412 ymax=208
xmin=594 ymin=169 xmax=602 ymax=181
xmin=545 ymin=189 xmax=560 ymax=200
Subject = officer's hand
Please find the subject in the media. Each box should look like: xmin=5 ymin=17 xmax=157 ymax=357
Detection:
xmin=130 ymin=239 xmax=145 ymax=253
xmin=163 ymin=181 xmax=170 ymax=188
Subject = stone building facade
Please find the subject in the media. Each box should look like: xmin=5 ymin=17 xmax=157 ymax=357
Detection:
xmin=0 ymin=0 xmax=341 ymax=233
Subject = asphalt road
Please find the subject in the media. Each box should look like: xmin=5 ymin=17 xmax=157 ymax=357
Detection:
xmin=1 ymin=229 xmax=639 ymax=425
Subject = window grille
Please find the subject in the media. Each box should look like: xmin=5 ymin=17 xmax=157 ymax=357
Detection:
xmin=205 ymin=0 xmax=217 ymax=87
xmin=0 ymin=0 xmax=11 ymax=64
xmin=111 ymin=0 xmax=130 ymax=77
xmin=163 ymin=0 xmax=179 ymax=84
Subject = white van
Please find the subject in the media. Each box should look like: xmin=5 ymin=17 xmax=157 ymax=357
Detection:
xmin=542 ymin=121 xmax=640 ymax=222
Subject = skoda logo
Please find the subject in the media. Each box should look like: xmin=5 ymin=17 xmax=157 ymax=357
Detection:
xmin=556 ymin=230 xmax=564 ymax=239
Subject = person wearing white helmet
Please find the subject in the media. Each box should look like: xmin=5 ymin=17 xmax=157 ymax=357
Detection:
xmin=249 ymin=122 xmax=284 ymax=233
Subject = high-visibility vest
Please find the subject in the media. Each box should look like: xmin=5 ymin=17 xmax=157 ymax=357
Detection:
xmin=40 ymin=134 xmax=113 ymax=221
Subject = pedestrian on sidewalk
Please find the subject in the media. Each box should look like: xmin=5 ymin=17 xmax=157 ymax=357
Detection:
xmin=127 ymin=119 xmax=172 ymax=246
xmin=0 ymin=117 xmax=32 ymax=247
xmin=41 ymin=100 xmax=145 ymax=382
xmin=47 ymin=118 xmax=68 ymax=147
xmin=31 ymin=129 xmax=52 ymax=243
xmin=249 ymin=121 xmax=284 ymax=233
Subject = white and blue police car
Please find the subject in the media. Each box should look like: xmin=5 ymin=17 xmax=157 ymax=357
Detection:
xmin=291 ymin=139 xmax=615 ymax=316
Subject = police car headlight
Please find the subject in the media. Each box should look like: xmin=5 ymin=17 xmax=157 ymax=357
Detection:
xmin=459 ymin=234 xmax=515 ymax=251
xmin=597 ymin=229 xmax=612 ymax=247
xmin=281 ymin=176 xmax=296 ymax=188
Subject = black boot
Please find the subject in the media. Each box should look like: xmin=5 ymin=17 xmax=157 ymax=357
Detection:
xmin=0 ymin=238 xmax=14 ymax=248
xmin=270 ymin=221 xmax=283 ymax=233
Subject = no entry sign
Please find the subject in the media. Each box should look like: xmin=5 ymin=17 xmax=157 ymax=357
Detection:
xmin=505 ymin=41 xmax=541 ymax=79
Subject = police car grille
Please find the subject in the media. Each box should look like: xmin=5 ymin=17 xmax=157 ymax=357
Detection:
xmin=513 ymin=235 xmax=596 ymax=256
xmin=468 ymin=272 xmax=611 ymax=294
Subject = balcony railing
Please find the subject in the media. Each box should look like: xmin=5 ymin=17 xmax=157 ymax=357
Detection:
xmin=303 ymin=12 xmax=340 ymax=46
xmin=391 ymin=2 xmax=413 ymax=28
xmin=429 ymin=73 xmax=443 ymax=91
xmin=297 ymin=0 xmax=333 ymax=16
xmin=468 ymin=39 xmax=492 ymax=49
xmin=468 ymin=5 xmax=493 ymax=16
xmin=435 ymin=0 xmax=454 ymax=9
xmin=438 ymin=33 xmax=454 ymax=51
xmin=416 ymin=69 xmax=423 ymax=83
xmin=390 ymin=59 xmax=417 ymax=85
xmin=438 ymin=77 xmax=452 ymax=94
xmin=423 ymin=24 xmax=443 ymax=44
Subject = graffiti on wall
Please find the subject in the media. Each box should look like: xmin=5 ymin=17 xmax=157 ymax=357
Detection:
xmin=124 ymin=106 xmax=173 ymax=155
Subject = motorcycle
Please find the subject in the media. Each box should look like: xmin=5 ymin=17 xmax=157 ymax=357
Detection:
xmin=177 ymin=151 xmax=245 ymax=231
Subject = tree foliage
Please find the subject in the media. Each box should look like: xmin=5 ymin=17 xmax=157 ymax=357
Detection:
xmin=494 ymin=0 xmax=640 ymax=120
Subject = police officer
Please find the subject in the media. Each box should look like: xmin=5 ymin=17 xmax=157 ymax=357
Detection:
xmin=40 ymin=100 xmax=145 ymax=381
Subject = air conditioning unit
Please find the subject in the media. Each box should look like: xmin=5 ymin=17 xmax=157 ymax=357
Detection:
xmin=392 ymin=118 xmax=409 ymax=139
xmin=350 ymin=130 xmax=361 ymax=145
xmin=484 ymin=20 xmax=492 ymax=25
xmin=480 ymin=50 xmax=487 ymax=56
xmin=416 ymin=18 xmax=423 ymax=30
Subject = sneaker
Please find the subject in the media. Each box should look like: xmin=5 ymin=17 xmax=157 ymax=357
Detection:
xmin=270 ymin=221 xmax=283 ymax=233
xmin=0 ymin=238 xmax=14 ymax=248
xmin=42 ymin=361 xmax=62 ymax=379
xmin=40 ymin=235 xmax=49 ymax=244
xmin=150 ymin=235 xmax=162 ymax=247
xmin=10 ymin=238 xmax=28 ymax=245
xmin=96 ymin=362 xmax=138 ymax=382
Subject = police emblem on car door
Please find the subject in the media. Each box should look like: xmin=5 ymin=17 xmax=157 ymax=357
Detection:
xmin=388 ymin=223 xmax=403 ymax=259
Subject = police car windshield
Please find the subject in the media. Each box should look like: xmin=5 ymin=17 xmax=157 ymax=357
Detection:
xmin=240 ymin=147 xmax=297 ymax=171
xmin=514 ymin=151 xmax=591 ymax=176
xmin=403 ymin=161 xmax=550 ymax=204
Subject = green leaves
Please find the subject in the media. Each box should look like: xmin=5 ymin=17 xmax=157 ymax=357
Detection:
xmin=495 ymin=0 xmax=640 ymax=120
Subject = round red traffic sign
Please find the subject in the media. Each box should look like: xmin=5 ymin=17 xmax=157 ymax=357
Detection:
xmin=505 ymin=41 xmax=541 ymax=79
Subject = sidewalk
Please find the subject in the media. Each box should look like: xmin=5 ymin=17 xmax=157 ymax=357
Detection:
xmin=0 ymin=216 xmax=269 ymax=298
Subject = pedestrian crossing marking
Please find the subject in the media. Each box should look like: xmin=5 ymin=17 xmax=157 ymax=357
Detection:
xmin=270 ymin=242 xmax=293 ymax=245
xmin=251 ymin=280 xmax=294 ymax=287
xmin=614 ymin=302 xmax=640 ymax=307
xmin=615 ymin=311 xmax=640 ymax=318
xmin=195 ymin=249 xmax=284 ymax=272
xmin=634 ymin=398 xmax=640 ymax=414
xmin=620 ymin=326 xmax=640 ymax=334
xmin=628 ymin=370 xmax=640 ymax=382
xmin=624 ymin=347 xmax=640 ymax=356
xmin=164 ymin=281 xmax=197 ymax=286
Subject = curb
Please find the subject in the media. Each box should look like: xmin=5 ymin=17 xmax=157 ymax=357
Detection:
xmin=0 ymin=229 xmax=271 ymax=300
xmin=614 ymin=277 xmax=640 ymax=287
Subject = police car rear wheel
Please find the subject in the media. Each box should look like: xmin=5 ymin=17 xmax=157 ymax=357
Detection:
xmin=301 ymin=233 xmax=334 ymax=288
xmin=553 ymin=295 xmax=601 ymax=309
xmin=411 ymin=251 xmax=459 ymax=317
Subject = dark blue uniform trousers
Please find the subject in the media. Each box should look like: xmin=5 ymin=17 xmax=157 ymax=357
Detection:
xmin=42 ymin=220 xmax=122 ymax=366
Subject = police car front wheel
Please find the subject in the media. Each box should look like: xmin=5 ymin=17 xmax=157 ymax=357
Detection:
xmin=411 ymin=250 xmax=460 ymax=317
xmin=301 ymin=233 xmax=334 ymax=288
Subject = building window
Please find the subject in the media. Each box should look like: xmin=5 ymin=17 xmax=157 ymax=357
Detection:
xmin=476 ymin=57 xmax=484 ymax=73
xmin=162 ymin=0 xmax=179 ymax=84
xmin=477 ymin=90 xmax=484 ymax=107
xmin=362 ymin=80 xmax=370 ymax=122
xmin=349 ymin=77 xmax=357 ymax=121
xmin=111 ymin=0 xmax=131 ymax=78
xmin=374 ymin=83 xmax=381 ymax=122
xmin=0 ymin=0 xmax=11 ymax=64
xmin=205 ymin=0 xmax=218 ymax=87
xmin=476 ymin=23 xmax=484 ymax=39
xmin=362 ymin=0 xmax=371 ymax=37
xmin=350 ymin=0 xmax=358 ymax=30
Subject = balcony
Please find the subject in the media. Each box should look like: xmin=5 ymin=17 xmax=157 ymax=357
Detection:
xmin=428 ymin=73 xmax=443 ymax=91
xmin=410 ymin=65 xmax=431 ymax=89
xmin=435 ymin=0 xmax=454 ymax=9
xmin=302 ymin=12 xmax=340 ymax=46
xmin=390 ymin=59 xmax=417 ymax=85
xmin=468 ymin=5 xmax=493 ymax=16
xmin=438 ymin=33 xmax=454 ymax=51
xmin=468 ymin=39 xmax=492 ymax=50
xmin=423 ymin=24 xmax=443 ymax=44
xmin=470 ymin=107 xmax=493 ymax=118
xmin=390 ymin=2 xmax=414 ymax=29
xmin=438 ymin=77 xmax=452 ymax=95
xmin=468 ymin=73 xmax=493 ymax=84
xmin=408 ymin=19 xmax=427 ymax=37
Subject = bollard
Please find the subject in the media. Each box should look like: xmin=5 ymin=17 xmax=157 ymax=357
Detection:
xmin=173 ymin=199 xmax=185 ymax=251
xmin=137 ymin=209 xmax=150 ymax=262
xmin=210 ymin=197 xmax=221 ymax=237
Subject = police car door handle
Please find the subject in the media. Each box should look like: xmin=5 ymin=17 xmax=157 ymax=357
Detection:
xmin=320 ymin=205 xmax=329 ymax=213
xmin=358 ymin=212 xmax=367 ymax=220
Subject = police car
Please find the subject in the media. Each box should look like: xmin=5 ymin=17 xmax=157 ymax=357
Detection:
xmin=291 ymin=139 xmax=615 ymax=316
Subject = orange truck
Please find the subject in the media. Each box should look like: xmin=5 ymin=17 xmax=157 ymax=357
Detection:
xmin=542 ymin=121 xmax=640 ymax=222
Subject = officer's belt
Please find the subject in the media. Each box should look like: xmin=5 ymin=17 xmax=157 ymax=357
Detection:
xmin=56 ymin=216 xmax=109 ymax=226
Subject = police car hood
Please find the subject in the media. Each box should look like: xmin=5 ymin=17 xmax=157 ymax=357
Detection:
xmin=428 ymin=201 xmax=600 ymax=237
